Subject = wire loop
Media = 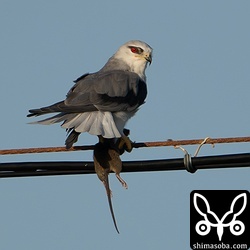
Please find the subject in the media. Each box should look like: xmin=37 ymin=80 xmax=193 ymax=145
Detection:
xmin=184 ymin=153 xmax=196 ymax=173
xmin=174 ymin=137 xmax=211 ymax=173
xmin=194 ymin=137 xmax=210 ymax=157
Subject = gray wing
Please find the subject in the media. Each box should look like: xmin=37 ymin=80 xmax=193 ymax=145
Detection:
xmin=28 ymin=70 xmax=147 ymax=117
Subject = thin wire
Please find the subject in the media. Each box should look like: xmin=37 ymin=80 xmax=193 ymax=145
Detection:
xmin=0 ymin=136 xmax=250 ymax=155
xmin=193 ymin=137 xmax=211 ymax=157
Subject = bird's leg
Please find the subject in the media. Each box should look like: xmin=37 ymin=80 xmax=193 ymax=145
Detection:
xmin=118 ymin=135 xmax=133 ymax=153
xmin=115 ymin=174 xmax=128 ymax=189
xmin=98 ymin=135 xmax=105 ymax=143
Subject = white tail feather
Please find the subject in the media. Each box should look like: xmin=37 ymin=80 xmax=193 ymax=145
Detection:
xmin=61 ymin=111 xmax=122 ymax=138
xmin=29 ymin=111 xmax=130 ymax=138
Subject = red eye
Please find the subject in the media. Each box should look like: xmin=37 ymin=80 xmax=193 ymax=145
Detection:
xmin=130 ymin=47 xmax=138 ymax=53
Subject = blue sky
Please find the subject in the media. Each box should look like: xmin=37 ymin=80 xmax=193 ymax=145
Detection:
xmin=0 ymin=1 xmax=249 ymax=249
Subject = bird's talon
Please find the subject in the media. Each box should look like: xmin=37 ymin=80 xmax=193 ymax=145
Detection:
xmin=118 ymin=136 xmax=133 ymax=153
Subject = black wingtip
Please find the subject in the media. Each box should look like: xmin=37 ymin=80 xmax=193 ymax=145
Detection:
xmin=27 ymin=112 xmax=36 ymax=118
xmin=27 ymin=109 xmax=43 ymax=117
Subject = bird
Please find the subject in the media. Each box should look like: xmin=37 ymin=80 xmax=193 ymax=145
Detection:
xmin=93 ymin=137 xmax=128 ymax=234
xmin=27 ymin=40 xmax=152 ymax=232
xmin=27 ymin=40 xmax=153 ymax=150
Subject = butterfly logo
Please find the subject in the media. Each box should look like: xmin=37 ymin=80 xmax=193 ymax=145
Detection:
xmin=193 ymin=192 xmax=247 ymax=241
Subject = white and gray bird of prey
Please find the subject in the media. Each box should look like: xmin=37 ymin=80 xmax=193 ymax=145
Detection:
xmin=28 ymin=40 xmax=153 ymax=149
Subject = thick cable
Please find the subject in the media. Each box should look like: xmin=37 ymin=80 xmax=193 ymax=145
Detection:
xmin=0 ymin=153 xmax=249 ymax=178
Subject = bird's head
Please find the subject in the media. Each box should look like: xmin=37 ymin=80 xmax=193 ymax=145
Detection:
xmin=114 ymin=40 xmax=153 ymax=80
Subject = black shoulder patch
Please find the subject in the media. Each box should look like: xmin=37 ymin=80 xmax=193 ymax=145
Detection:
xmin=73 ymin=73 xmax=89 ymax=83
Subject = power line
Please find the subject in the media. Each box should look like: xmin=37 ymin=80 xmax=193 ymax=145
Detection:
xmin=0 ymin=153 xmax=249 ymax=178
xmin=0 ymin=136 xmax=250 ymax=155
xmin=1 ymin=136 xmax=249 ymax=178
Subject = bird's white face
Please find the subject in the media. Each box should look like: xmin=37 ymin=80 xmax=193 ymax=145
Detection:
xmin=114 ymin=40 xmax=153 ymax=80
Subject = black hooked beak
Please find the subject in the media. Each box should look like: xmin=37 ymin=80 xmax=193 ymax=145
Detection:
xmin=145 ymin=54 xmax=152 ymax=65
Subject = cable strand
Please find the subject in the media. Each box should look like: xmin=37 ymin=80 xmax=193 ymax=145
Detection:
xmin=0 ymin=136 xmax=250 ymax=155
